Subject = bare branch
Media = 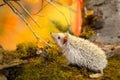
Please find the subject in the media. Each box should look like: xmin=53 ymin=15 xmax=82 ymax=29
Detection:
xmin=54 ymin=0 xmax=74 ymax=32
xmin=33 ymin=0 xmax=49 ymax=15
xmin=4 ymin=0 xmax=52 ymax=47
xmin=0 ymin=3 xmax=6 ymax=7
xmin=15 ymin=1 xmax=41 ymax=28
xmin=46 ymin=0 xmax=70 ymax=26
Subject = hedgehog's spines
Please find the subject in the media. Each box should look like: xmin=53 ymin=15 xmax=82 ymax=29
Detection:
xmin=51 ymin=33 xmax=107 ymax=78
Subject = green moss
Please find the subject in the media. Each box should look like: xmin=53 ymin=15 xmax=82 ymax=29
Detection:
xmin=1 ymin=43 xmax=119 ymax=80
xmin=80 ymin=26 xmax=95 ymax=39
xmin=104 ymin=58 xmax=120 ymax=80
xmin=15 ymin=45 xmax=120 ymax=80
xmin=15 ymin=42 xmax=37 ymax=58
xmin=51 ymin=20 xmax=68 ymax=32
xmin=15 ymin=43 xmax=86 ymax=80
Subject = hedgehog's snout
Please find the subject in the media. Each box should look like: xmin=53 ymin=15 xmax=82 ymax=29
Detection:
xmin=50 ymin=33 xmax=56 ymax=39
xmin=50 ymin=33 xmax=59 ymax=43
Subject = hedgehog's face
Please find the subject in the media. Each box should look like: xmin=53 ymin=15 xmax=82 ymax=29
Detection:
xmin=51 ymin=33 xmax=67 ymax=48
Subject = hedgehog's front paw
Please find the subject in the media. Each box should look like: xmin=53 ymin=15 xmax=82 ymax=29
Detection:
xmin=89 ymin=73 xmax=103 ymax=78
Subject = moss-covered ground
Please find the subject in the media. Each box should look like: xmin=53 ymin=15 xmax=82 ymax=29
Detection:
xmin=1 ymin=42 xmax=119 ymax=80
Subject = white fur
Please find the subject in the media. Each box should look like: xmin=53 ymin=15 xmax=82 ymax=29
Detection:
xmin=51 ymin=33 xmax=107 ymax=72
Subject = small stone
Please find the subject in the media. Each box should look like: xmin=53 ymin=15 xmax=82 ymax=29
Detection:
xmin=36 ymin=49 xmax=48 ymax=58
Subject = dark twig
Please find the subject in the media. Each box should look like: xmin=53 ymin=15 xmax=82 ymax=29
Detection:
xmin=33 ymin=0 xmax=49 ymax=15
xmin=15 ymin=1 xmax=41 ymax=28
xmin=0 ymin=3 xmax=6 ymax=7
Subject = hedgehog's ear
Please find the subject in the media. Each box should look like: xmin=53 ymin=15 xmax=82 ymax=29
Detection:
xmin=63 ymin=33 xmax=68 ymax=44
xmin=63 ymin=36 xmax=67 ymax=44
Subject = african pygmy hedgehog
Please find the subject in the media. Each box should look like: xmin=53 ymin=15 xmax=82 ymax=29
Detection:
xmin=51 ymin=33 xmax=107 ymax=78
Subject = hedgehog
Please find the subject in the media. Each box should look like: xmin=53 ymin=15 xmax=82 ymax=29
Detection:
xmin=51 ymin=32 xmax=107 ymax=78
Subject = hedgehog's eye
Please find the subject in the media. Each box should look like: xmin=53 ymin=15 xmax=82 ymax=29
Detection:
xmin=58 ymin=36 xmax=60 ymax=39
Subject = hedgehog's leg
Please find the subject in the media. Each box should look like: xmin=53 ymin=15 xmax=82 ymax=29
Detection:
xmin=89 ymin=70 xmax=103 ymax=78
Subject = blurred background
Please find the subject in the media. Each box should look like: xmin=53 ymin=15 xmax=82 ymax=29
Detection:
xmin=0 ymin=0 xmax=73 ymax=50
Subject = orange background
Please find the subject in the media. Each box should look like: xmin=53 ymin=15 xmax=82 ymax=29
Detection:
xmin=0 ymin=0 xmax=74 ymax=50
